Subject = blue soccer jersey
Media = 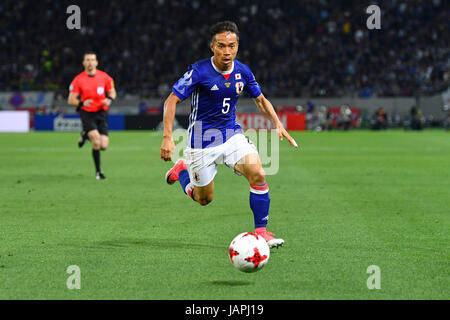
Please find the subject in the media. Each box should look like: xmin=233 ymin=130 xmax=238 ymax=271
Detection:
xmin=172 ymin=57 xmax=262 ymax=149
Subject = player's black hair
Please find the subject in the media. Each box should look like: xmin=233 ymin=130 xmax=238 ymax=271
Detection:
xmin=210 ymin=21 xmax=239 ymax=42
xmin=83 ymin=51 xmax=98 ymax=59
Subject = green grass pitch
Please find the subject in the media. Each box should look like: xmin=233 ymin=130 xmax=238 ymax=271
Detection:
xmin=0 ymin=130 xmax=448 ymax=299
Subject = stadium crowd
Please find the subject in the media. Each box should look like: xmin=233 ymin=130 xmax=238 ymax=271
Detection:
xmin=0 ymin=0 xmax=448 ymax=98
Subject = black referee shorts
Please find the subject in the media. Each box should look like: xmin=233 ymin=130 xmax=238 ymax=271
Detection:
xmin=79 ymin=109 xmax=108 ymax=136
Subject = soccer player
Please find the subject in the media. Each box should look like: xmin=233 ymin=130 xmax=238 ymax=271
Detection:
xmin=160 ymin=21 xmax=298 ymax=248
xmin=68 ymin=52 xmax=116 ymax=180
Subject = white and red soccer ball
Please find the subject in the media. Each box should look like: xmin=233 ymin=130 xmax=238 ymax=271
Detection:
xmin=228 ymin=232 xmax=270 ymax=272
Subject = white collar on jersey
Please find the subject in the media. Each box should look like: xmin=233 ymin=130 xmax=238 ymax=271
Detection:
xmin=210 ymin=56 xmax=234 ymax=75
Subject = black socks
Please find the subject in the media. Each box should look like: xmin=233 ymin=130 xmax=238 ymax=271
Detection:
xmin=92 ymin=149 xmax=101 ymax=173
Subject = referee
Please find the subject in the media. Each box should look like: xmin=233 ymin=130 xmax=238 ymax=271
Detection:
xmin=68 ymin=52 xmax=116 ymax=179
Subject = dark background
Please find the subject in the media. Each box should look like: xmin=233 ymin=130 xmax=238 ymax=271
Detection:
xmin=1 ymin=0 xmax=448 ymax=99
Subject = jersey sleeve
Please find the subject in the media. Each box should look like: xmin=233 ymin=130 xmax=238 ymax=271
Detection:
xmin=172 ymin=66 xmax=200 ymax=101
xmin=105 ymin=74 xmax=114 ymax=92
xmin=243 ymin=67 xmax=262 ymax=99
xmin=69 ymin=77 xmax=81 ymax=95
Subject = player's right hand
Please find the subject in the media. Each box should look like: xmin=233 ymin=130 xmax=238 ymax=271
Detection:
xmin=160 ymin=136 xmax=175 ymax=161
xmin=83 ymin=99 xmax=93 ymax=107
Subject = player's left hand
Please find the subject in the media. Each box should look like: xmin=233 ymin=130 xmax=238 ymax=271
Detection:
xmin=276 ymin=123 xmax=298 ymax=148
xmin=102 ymin=98 xmax=112 ymax=106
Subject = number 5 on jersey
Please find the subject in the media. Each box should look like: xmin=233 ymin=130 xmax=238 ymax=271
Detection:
xmin=222 ymin=97 xmax=231 ymax=114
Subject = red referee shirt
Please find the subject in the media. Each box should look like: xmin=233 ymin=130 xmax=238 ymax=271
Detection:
xmin=69 ymin=70 xmax=114 ymax=112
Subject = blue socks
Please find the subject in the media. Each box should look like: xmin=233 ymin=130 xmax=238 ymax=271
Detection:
xmin=178 ymin=170 xmax=190 ymax=193
xmin=179 ymin=169 xmax=195 ymax=200
xmin=249 ymin=183 xmax=270 ymax=228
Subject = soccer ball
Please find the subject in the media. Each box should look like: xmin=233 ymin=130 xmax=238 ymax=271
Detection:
xmin=228 ymin=232 xmax=270 ymax=273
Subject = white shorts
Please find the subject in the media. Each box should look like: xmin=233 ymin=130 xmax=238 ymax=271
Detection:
xmin=184 ymin=133 xmax=258 ymax=187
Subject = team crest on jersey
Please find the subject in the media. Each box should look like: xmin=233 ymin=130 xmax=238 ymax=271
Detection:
xmin=235 ymin=82 xmax=244 ymax=95
xmin=235 ymin=73 xmax=241 ymax=80
xmin=224 ymin=82 xmax=231 ymax=88
xmin=97 ymin=86 xmax=105 ymax=95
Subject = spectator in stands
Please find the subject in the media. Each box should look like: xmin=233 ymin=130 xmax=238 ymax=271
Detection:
xmin=337 ymin=105 xmax=353 ymax=130
xmin=317 ymin=106 xmax=332 ymax=131
xmin=410 ymin=106 xmax=424 ymax=130
xmin=371 ymin=107 xmax=388 ymax=130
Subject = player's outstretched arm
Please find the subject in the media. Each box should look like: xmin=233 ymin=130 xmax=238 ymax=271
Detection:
xmin=253 ymin=94 xmax=298 ymax=148
xmin=160 ymin=92 xmax=183 ymax=161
